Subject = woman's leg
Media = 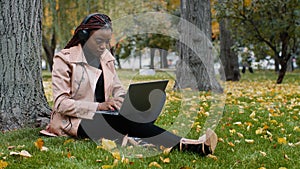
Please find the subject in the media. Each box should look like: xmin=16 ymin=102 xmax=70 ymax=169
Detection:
xmin=78 ymin=113 xmax=181 ymax=148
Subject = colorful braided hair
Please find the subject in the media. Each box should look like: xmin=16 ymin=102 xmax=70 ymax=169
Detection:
xmin=64 ymin=13 xmax=112 ymax=49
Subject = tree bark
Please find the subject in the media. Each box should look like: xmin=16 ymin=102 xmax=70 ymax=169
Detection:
xmin=175 ymin=0 xmax=223 ymax=92
xmin=219 ymin=18 xmax=240 ymax=81
xmin=150 ymin=48 xmax=155 ymax=69
xmin=159 ymin=49 xmax=169 ymax=68
xmin=0 ymin=0 xmax=51 ymax=131
xmin=42 ymin=33 xmax=55 ymax=71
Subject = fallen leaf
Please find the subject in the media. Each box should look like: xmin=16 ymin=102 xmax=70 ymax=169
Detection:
xmin=64 ymin=139 xmax=75 ymax=145
xmin=67 ymin=152 xmax=72 ymax=159
xmin=207 ymin=154 xmax=218 ymax=160
xmin=19 ymin=150 xmax=32 ymax=158
xmin=159 ymin=146 xmax=172 ymax=155
xmin=233 ymin=122 xmax=242 ymax=126
xmin=245 ymin=139 xmax=254 ymax=144
xmin=255 ymin=128 xmax=263 ymax=135
xmin=249 ymin=112 xmax=256 ymax=118
xmin=237 ymin=132 xmax=244 ymax=138
xmin=41 ymin=146 xmax=49 ymax=151
xmin=9 ymin=152 xmax=19 ymax=156
xmin=121 ymin=157 xmax=129 ymax=164
xmin=111 ymin=151 xmax=120 ymax=160
xmin=34 ymin=138 xmax=44 ymax=150
xmin=7 ymin=146 xmax=15 ymax=150
xmin=10 ymin=150 xmax=32 ymax=158
xmin=218 ymin=138 xmax=225 ymax=143
xmin=259 ymin=151 xmax=267 ymax=156
xmin=278 ymin=137 xmax=287 ymax=144
xmin=228 ymin=142 xmax=235 ymax=147
xmin=284 ymin=154 xmax=290 ymax=160
xmin=149 ymin=161 xmax=162 ymax=168
xmin=0 ymin=160 xmax=8 ymax=169
xmin=160 ymin=156 xmax=170 ymax=163
xmin=100 ymin=138 xmax=117 ymax=151
xmin=101 ymin=165 xmax=114 ymax=169
xmin=96 ymin=159 xmax=102 ymax=163
xmin=229 ymin=129 xmax=236 ymax=134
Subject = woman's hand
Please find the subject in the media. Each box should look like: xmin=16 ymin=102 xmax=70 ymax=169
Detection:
xmin=107 ymin=97 xmax=124 ymax=111
xmin=97 ymin=101 xmax=116 ymax=111
xmin=97 ymin=97 xmax=124 ymax=111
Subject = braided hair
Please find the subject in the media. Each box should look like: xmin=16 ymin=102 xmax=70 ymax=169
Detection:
xmin=64 ymin=13 xmax=112 ymax=49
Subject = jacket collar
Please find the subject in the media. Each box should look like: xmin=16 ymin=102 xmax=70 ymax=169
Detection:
xmin=67 ymin=44 xmax=115 ymax=64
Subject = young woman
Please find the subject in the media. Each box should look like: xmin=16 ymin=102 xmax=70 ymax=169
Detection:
xmin=41 ymin=13 xmax=217 ymax=156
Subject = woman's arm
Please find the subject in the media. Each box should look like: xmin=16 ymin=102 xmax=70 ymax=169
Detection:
xmin=52 ymin=55 xmax=98 ymax=119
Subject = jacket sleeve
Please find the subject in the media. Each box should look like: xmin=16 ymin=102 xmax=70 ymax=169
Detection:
xmin=51 ymin=54 xmax=97 ymax=119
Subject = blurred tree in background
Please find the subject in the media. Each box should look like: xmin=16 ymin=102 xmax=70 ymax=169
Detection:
xmin=215 ymin=0 xmax=300 ymax=83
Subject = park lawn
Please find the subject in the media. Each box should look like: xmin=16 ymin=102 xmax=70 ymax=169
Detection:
xmin=0 ymin=69 xmax=299 ymax=169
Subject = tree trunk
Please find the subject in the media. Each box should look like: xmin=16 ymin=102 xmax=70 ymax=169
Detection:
xmin=276 ymin=32 xmax=291 ymax=84
xmin=159 ymin=49 xmax=168 ymax=68
xmin=219 ymin=13 xmax=240 ymax=81
xmin=42 ymin=33 xmax=55 ymax=72
xmin=175 ymin=0 xmax=223 ymax=92
xmin=150 ymin=48 xmax=155 ymax=69
xmin=0 ymin=0 xmax=51 ymax=131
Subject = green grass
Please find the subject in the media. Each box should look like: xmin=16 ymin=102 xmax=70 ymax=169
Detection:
xmin=1 ymin=69 xmax=300 ymax=169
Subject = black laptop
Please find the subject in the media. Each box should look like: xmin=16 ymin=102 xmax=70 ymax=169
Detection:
xmin=95 ymin=80 xmax=169 ymax=123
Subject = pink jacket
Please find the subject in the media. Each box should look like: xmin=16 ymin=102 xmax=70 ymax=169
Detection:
xmin=41 ymin=44 xmax=126 ymax=137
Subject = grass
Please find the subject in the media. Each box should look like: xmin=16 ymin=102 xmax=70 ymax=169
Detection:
xmin=1 ymin=69 xmax=300 ymax=169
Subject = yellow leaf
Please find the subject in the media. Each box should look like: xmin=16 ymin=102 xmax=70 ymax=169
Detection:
xmin=218 ymin=138 xmax=225 ymax=143
xmin=160 ymin=156 xmax=170 ymax=163
xmin=237 ymin=132 xmax=244 ymax=138
xmin=149 ymin=161 xmax=162 ymax=168
xmin=111 ymin=151 xmax=120 ymax=160
xmin=207 ymin=154 xmax=218 ymax=160
xmin=64 ymin=139 xmax=75 ymax=145
xmin=229 ymin=129 xmax=236 ymax=134
xmin=0 ymin=160 xmax=8 ymax=169
xmin=34 ymin=138 xmax=44 ymax=150
xmin=228 ymin=142 xmax=235 ymax=147
xmin=255 ymin=128 xmax=263 ymax=135
xmin=249 ymin=112 xmax=256 ymax=118
xmin=159 ymin=146 xmax=172 ymax=155
xmin=101 ymin=165 xmax=114 ymax=169
xmin=269 ymin=120 xmax=278 ymax=125
xmin=278 ymin=137 xmax=287 ymax=144
xmin=121 ymin=157 xmax=129 ymax=164
xmin=293 ymin=126 xmax=300 ymax=132
xmin=259 ymin=151 xmax=267 ymax=156
xmin=100 ymin=138 xmax=117 ymax=151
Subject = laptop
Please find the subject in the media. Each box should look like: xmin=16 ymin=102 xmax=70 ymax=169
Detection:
xmin=95 ymin=80 xmax=169 ymax=123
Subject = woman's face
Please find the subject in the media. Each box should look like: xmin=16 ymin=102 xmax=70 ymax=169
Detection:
xmin=83 ymin=28 xmax=112 ymax=57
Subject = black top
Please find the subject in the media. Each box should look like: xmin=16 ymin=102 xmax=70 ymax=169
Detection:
xmin=95 ymin=64 xmax=105 ymax=103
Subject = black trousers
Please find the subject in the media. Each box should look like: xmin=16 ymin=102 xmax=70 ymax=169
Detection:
xmin=78 ymin=113 xmax=181 ymax=148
